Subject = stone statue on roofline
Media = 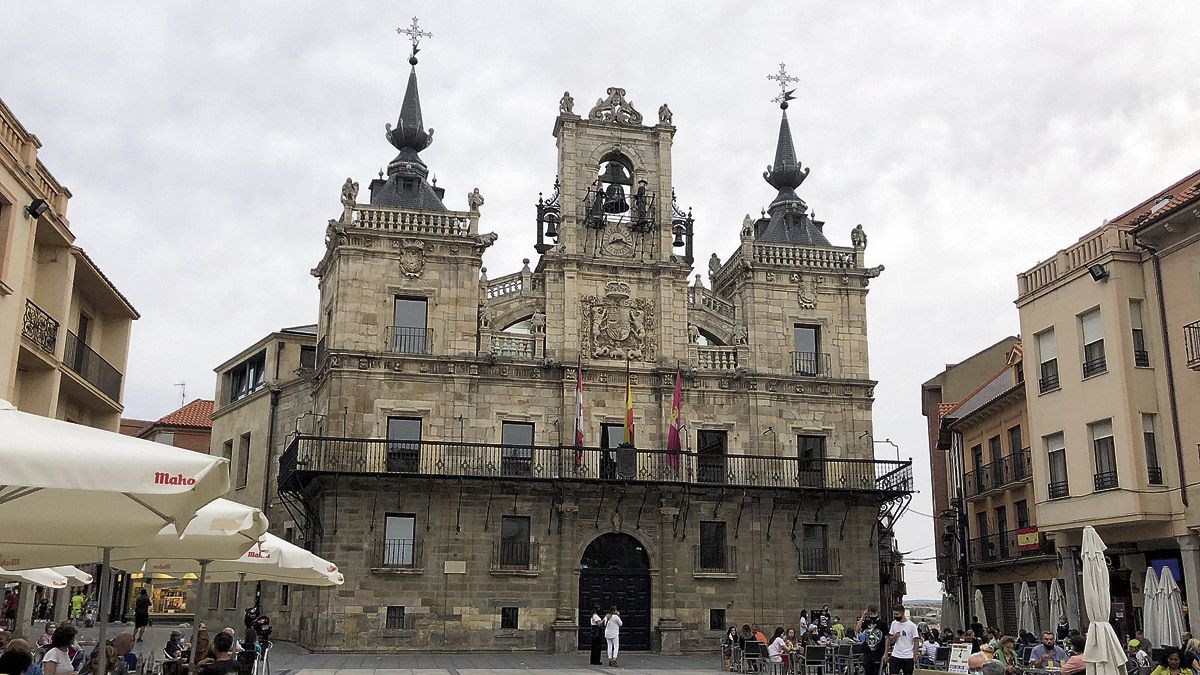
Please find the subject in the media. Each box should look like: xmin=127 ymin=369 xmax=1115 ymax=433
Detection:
xmin=851 ymin=224 xmax=867 ymax=249
xmin=559 ymin=91 xmax=574 ymax=115
xmin=658 ymin=103 xmax=673 ymax=125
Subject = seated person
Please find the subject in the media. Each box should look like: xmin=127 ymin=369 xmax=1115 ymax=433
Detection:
xmin=197 ymin=633 xmax=239 ymax=675
xmin=0 ymin=638 xmax=35 ymax=675
xmin=1030 ymin=631 xmax=1069 ymax=668
xmin=163 ymin=631 xmax=187 ymax=661
xmin=1151 ymin=649 xmax=1186 ymax=675
xmin=1063 ymin=635 xmax=1088 ymax=675
xmin=919 ymin=635 xmax=940 ymax=667
xmin=1129 ymin=640 xmax=1151 ymax=671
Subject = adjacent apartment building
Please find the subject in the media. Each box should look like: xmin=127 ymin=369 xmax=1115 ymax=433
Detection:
xmin=0 ymin=97 xmax=138 ymax=633
xmin=201 ymin=42 xmax=912 ymax=653
xmin=1015 ymin=168 xmax=1200 ymax=636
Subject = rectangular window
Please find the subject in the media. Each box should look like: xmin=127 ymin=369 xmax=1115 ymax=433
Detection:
xmin=207 ymin=584 xmax=220 ymax=610
xmin=698 ymin=521 xmax=728 ymax=572
xmin=697 ymin=430 xmax=728 ymax=485
xmin=236 ymin=433 xmax=251 ymax=488
xmin=1047 ymin=432 xmax=1068 ymax=498
xmin=994 ymin=506 xmax=1008 ymax=557
xmin=154 ymin=431 xmax=175 ymax=446
xmin=1008 ymin=426 xmax=1027 ymax=479
xmin=797 ymin=435 xmax=826 ymax=488
xmin=1144 ymin=414 xmax=1162 ymax=485
xmin=800 ymin=524 xmax=830 ymax=573
xmin=499 ymin=515 xmax=531 ymax=567
xmin=78 ymin=313 xmax=92 ymax=344
xmin=1090 ymin=419 xmax=1117 ymax=490
xmin=1081 ymin=309 xmax=1106 ymax=377
xmin=501 ymin=421 xmax=535 ymax=477
xmin=280 ymin=584 xmax=289 ymax=607
xmin=299 ymin=345 xmax=317 ymax=370
xmin=224 ymin=582 xmax=238 ymax=609
xmin=386 ymin=416 xmax=421 ymax=472
xmin=988 ymin=436 xmax=1002 ymax=464
xmin=500 ymin=607 xmax=519 ymax=630
xmin=283 ymin=526 xmax=293 ymax=543
xmin=383 ymin=514 xmax=416 ymax=567
xmin=1007 ymin=426 xmax=1022 ymax=453
xmin=392 ymin=297 xmax=428 ymax=353
xmin=971 ymin=444 xmax=985 ymax=494
xmin=1014 ymin=500 xmax=1030 ymax=529
xmin=1131 ymin=300 xmax=1149 ymax=367
xmin=793 ymin=325 xmax=822 ymax=375
xmin=976 ymin=511 xmax=989 ymax=538
xmin=386 ymin=606 xmax=405 ymax=629
xmin=1037 ymin=329 xmax=1059 ymax=393
xmin=710 ymin=608 xmax=727 ymax=631
xmin=227 ymin=350 xmax=266 ymax=403
xmin=971 ymin=444 xmax=984 ymax=471
xmin=599 ymin=423 xmax=623 ymax=480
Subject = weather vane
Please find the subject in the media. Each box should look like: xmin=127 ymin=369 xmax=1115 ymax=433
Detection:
xmin=767 ymin=63 xmax=799 ymax=108
xmin=397 ymin=16 xmax=432 ymax=63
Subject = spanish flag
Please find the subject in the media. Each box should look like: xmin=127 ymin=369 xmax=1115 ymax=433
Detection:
xmin=623 ymin=364 xmax=635 ymax=446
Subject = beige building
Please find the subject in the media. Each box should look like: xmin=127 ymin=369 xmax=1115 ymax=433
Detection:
xmin=0 ymin=97 xmax=138 ymax=634
xmin=0 ymin=97 xmax=138 ymax=431
xmin=206 ymin=45 xmax=912 ymax=653
xmin=1015 ymin=168 xmax=1200 ymax=637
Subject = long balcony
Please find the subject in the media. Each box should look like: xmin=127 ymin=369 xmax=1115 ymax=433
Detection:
xmin=22 ymin=299 xmax=59 ymax=356
xmin=963 ymin=448 xmax=1032 ymax=499
xmin=278 ymin=436 xmax=913 ymax=497
xmin=64 ymin=330 xmax=122 ymax=402
xmin=968 ymin=529 xmax=1055 ymax=566
xmin=1185 ymin=321 xmax=1200 ymax=371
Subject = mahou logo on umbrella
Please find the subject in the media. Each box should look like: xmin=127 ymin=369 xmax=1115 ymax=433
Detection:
xmin=153 ymin=472 xmax=197 ymax=486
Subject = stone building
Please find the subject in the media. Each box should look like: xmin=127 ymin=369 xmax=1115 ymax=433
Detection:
xmin=208 ymin=40 xmax=911 ymax=652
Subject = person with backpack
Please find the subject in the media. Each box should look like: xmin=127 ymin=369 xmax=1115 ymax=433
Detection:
xmin=589 ymin=607 xmax=605 ymax=666
xmin=857 ymin=605 xmax=887 ymax=675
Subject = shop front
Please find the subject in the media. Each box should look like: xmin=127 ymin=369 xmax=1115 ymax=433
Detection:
xmin=124 ymin=574 xmax=195 ymax=621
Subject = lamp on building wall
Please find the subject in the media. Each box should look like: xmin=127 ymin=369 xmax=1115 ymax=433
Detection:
xmin=25 ymin=198 xmax=50 ymax=219
xmin=1088 ymin=264 xmax=1110 ymax=282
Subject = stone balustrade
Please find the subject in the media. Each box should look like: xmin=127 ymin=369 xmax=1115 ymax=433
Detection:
xmin=1018 ymin=225 xmax=1138 ymax=297
xmin=696 ymin=346 xmax=737 ymax=371
xmin=687 ymin=285 xmax=735 ymax=320
xmin=351 ymin=204 xmax=472 ymax=237
xmin=487 ymin=272 xmax=524 ymax=299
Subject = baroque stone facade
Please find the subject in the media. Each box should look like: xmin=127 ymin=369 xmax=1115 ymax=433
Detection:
xmin=225 ymin=46 xmax=911 ymax=653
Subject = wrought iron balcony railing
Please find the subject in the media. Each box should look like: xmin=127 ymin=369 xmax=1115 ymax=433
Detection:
xmin=798 ymin=547 xmax=840 ymax=575
xmin=278 ymin=436 xmax=913 ymax=497
xmin=791 ymin=351 xmax=831 ymax=377
xmin=1093 ymin=470 xmax=1119 ymax=491
xmin=694 ymin=545 xmax=737 ymax=574
xmin=1185 ymin=321 xmax=1200 ymax=371
xmin=22 ymin=299 xmax=58 ymax=355
xmin=64 ymin=330 xmax=122 ymax=402
xmin=1048 ymin=480 xmax=1069 ymax=499
xmin=1148 ymin=466 xmax=1164 ymax=486
xmin=963 ymin=448 xmax=1032 ymax=498
xmin=1082 ymin=356 xmax=1107 ymax=378
xmin=968 ymin=529 xmax=1055 ymax=566
xmin=491 ymin=541 xmax=540 ymax=572
xmin=373 ymin=537 xmax=422 ymax=569
xmin=384 ymin=326 xmax=433 ymax=354
xmin=1134 ymin=350 xmax=1150 ymax=368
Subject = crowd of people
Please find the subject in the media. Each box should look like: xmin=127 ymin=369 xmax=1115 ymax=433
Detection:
xmin=0 ymin=621 xmax=264 ymax=675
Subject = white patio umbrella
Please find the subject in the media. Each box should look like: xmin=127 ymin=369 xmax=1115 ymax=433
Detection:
xmin=50 ymin=566 xmax=93 ymax=585
xmin=1158 ymin=569 xmax=1186 ymax=649
xmin=0 ymin=566 xmax=67 ymax=588
xmin=943 ymin=589 xmax=962 ymax=631
xmin=1081 ymin=526 xmax=1127 ymax=675
xmin=0 ymin=399 xmax=232 ymax=651
xmin=974 ymin=588 xmax=988 ymax=628
xmin=1018 ymin=581 xmax=1038 ymax=635
xmin=109 ymin=499 xmax=268 ymax=670
xmin=133 ymin=533 xmax=343 ymax=586
xmin=1142 ymin=567 xmax=1162 ymax=650
xmin=1050 ymin=579 xmax=1066 ymax=630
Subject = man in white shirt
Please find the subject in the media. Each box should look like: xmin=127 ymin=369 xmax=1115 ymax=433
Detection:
xmin=883 ymin=605 xmax=919 ymax=675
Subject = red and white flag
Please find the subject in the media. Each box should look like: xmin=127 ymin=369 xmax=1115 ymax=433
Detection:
xmin=573 ymin=362 xmax=584 ymax=467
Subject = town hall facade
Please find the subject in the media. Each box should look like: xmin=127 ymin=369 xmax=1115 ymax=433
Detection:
xmin=209 ymin=30 xmax=911 ymax=653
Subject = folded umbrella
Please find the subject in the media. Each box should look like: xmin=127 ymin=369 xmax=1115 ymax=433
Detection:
xmin=1082 ymin=527 xmax=1129 ymax=675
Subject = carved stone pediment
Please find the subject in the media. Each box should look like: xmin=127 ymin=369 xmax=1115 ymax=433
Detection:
xmin=580 ymin=282 xmax=656 ymax=361
xmin=588 ymin=87 xmax=644 ymax=126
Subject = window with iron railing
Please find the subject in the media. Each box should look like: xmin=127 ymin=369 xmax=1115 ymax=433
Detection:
xmin=1037 ymin=329 xmax=1059 ymax=393
xmin=698 ymin=521 xmax=729 ymax=572
xmin=498 ymin=516 xmax=533 ymax=569
xmin=1046 ymin=432 xmax=1068 ymax=498
xmin=1089 ymin=419 xmax=1117 ymax=491
xmin=382 ymin=514 xmax=417 ymax=567
xmin=1080 ymin=309 xmax=1106 ymax=378
xmin=1143 ymin=414 xmax=1162 ymax=486
xmin=1131 ymin=299 xmax=1150 ymax=367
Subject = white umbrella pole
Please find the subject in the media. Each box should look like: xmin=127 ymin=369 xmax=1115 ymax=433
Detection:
xmin=190 ymin=561 xmax=209 ymax=671
xmin=96 ymin=548 xmax=112 ymax=652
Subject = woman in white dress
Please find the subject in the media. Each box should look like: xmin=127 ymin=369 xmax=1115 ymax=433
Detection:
xmin=604 ymin=607 xmax=623 ymax=667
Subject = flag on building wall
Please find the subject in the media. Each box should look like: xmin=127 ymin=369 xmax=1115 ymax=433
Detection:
xmin=1017 ymin=526 xmax=1040 ymax=552
xmin=573 ymin=362 xmax=584 ymax=468
xmin=666 ymin=368 xmax=683 ymax=470
xmin=623 ymin=364 xmax=635 ymax=446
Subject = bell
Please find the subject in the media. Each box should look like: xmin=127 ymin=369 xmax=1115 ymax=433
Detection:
xmin=598 ymin=162 xmax=630 ymax=185
xmin=603 ymin=183 xmax=629 ymax=214
xmin=544 ymin=212 xmax=559 ymax=239
xmin=672 ymin=223 xmax=685 ymax=248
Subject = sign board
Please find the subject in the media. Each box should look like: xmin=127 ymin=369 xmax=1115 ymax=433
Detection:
xmin=948 ymin=643 xmax=971 ymax=674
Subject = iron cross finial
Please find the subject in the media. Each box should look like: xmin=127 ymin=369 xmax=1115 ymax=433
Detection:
xmin=767 ymin=63 xmax=799 ymax=105
xmin=397 ymin=16 xmax=433 ymax=60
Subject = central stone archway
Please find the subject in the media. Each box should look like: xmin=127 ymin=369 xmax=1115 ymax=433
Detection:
xmin=577 ymin=532 xmax=652 ymax=650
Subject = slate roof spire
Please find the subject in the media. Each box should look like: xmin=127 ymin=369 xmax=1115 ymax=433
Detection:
xmin=370 ymin=17 xmax=447 ymax=211
xmin=754 ymin=65 xmax=829 ymax=246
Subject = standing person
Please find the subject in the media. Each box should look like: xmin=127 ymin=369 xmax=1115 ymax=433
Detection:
xmin=768 ymin=627 xmax=788 ymax=670
xmin=722 ymin=626 xmax=739 ymax=671
xmin=970 ymin=616 xmax=985 ymax=639
xmin=604 ymin=607 xmax=622 ymax=667
xmin=832 ymin=617 xmax=845 ymax=640
xmin=41 ymin=624 xmax=77 ymax=675
xmin=133 ymin=590 xmax=151 ymax=643
xmin=857 ymin=606 xmax=887 ymax=675
xmin=4 ymin=591 xmax=16 ymax=632
xmin=817 ymin=605 xmax=832 ymax=636
xmin=798 ymin=610 xmax=809 ymax=635
xmin=1056 ymin=616 xmax=1070 ymax=641
xmin=68 ymin=591 xmax=84 ymax=626
xmin=883 ymin=605 xmax=919 ymax=675
xmin=589 ymin=608 xmax=605 ymax=666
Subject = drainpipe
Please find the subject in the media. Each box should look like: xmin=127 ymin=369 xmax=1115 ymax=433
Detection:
xmin=263 ymin=387 xmax=281 ymax=512
xmin=1132 ymin=232 xmax=1187 ymax=506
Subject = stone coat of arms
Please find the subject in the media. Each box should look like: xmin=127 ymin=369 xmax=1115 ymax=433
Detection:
xmin=400 ymin=239 xmax=425 ymax=278
xmin=580 ymin=281 xmax=656 ymax=361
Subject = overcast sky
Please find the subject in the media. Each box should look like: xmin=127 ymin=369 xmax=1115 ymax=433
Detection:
xmin=4 ymin=2 xmax=1199 ymax=599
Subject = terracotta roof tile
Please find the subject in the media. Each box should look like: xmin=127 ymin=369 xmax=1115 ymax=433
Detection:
xmin=156 ymin=399 xmax=214 ymax=428
xmin=1116 ymin=168 xmax=1200 ymax=231
xmin=937 ymin=403 xmax=960 ymax=418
